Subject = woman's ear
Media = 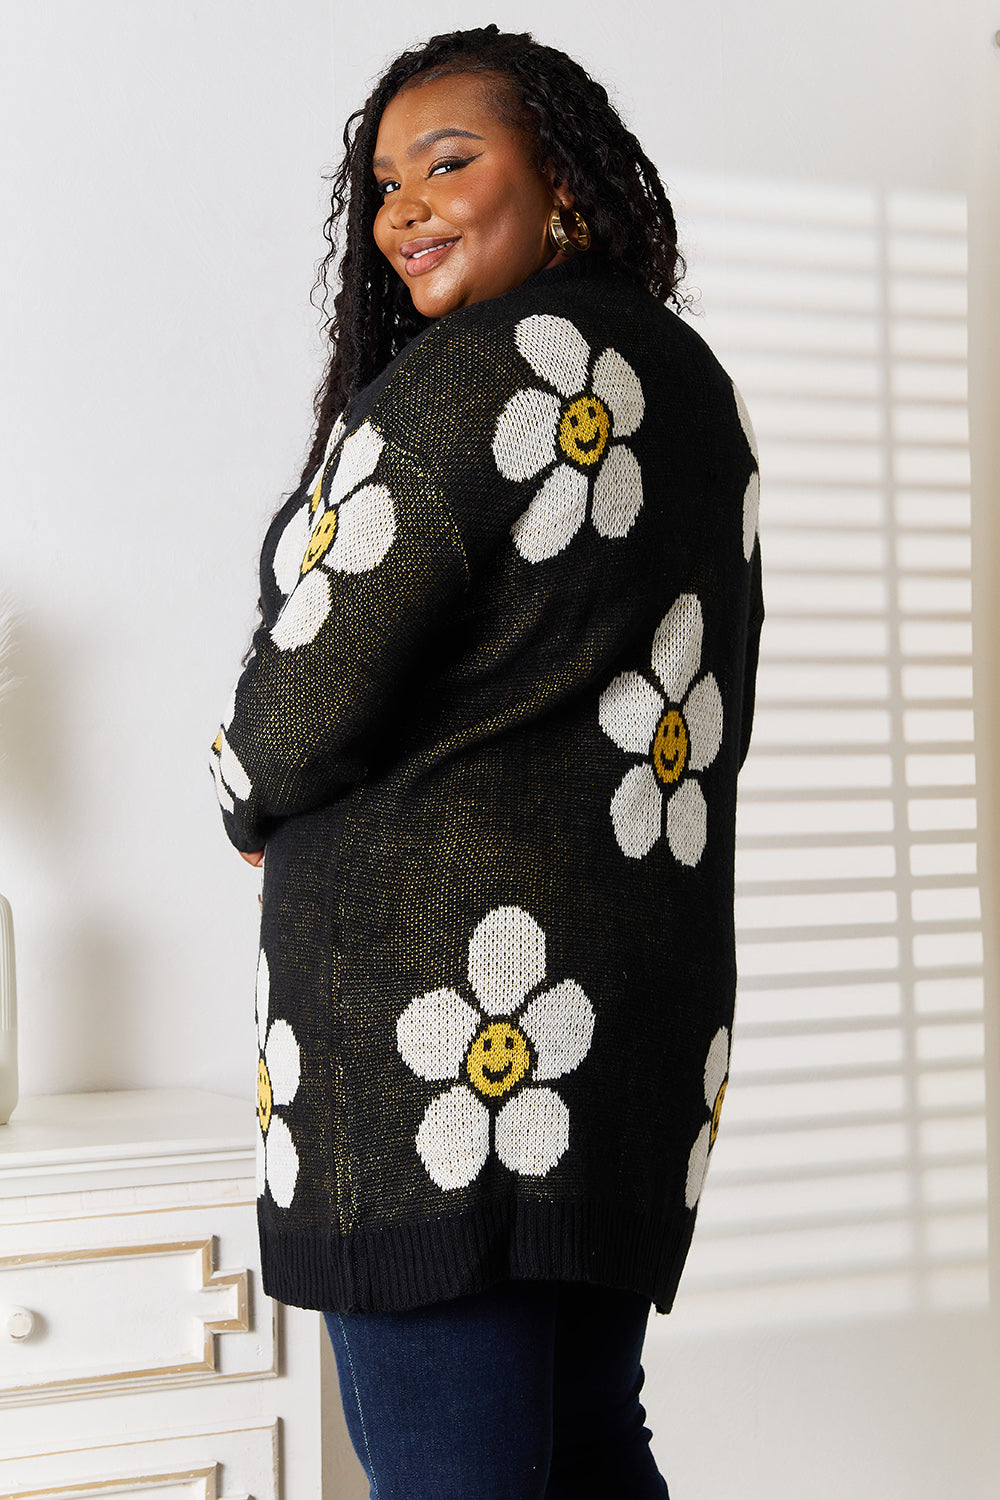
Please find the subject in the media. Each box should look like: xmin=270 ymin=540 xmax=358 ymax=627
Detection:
xmin=543 ymin=159 xmax=576 ymax=211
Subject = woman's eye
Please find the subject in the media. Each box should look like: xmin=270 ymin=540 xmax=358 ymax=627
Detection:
xmin=376 ymin=154 xmax=477 ymax=197
xmin=428 ymin=157 xmax=469 ymax=178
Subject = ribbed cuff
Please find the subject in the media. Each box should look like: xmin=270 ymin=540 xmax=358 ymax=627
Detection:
xmin=257 ymin=1195 xmax=697 ymax=1317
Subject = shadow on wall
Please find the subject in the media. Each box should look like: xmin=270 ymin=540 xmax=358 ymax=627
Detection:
xmin=46 ymin=921 xmax=145 ymax=1088
xmin=0 ymin=619 xmax=144 ymax=1089
xmin=0 ymin=618 xmax=73 ymax=839
xmin=669 ymin=174 xmax=986 ymax=1331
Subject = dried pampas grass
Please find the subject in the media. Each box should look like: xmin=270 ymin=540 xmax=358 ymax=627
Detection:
xmin=0 ymin=600 xmax=19 ymax=710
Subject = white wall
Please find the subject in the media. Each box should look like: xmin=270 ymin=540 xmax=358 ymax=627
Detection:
xmin=2 ymin=3 xmax=998 ymax=1497
xmin=0 ymin=0 xmax=335 ymax=1096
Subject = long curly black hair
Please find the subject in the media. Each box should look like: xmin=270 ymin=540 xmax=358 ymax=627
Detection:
xmin=296 ymin=23 xmax=691 ymax=489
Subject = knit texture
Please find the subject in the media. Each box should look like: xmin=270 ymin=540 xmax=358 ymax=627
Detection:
xmin=211 ymin=255 xmax=764 ymax=1315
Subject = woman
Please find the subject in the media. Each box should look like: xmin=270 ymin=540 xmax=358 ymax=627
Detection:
xmin=210 ymin=24 xmax=763 ymax=1500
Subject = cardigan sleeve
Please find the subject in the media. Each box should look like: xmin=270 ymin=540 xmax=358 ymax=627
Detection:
xmin=209 ymin=436 xmax=469 ymax=852
xmin=738 ymin=534 xmax=765 ymax=771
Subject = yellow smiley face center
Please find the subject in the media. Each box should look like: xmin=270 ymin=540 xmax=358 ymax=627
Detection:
xmin=465 ymin=1021 xmax=532 ymax=1100
xmin=257 ymin=1056 xmax=273 ymax=1135
xmin=301 ymin=509 xmax=338 ymax=575
xmin=652 ymin=709 xmax=689 ymax=787
xmin=558 ymin=394 xmax=610 ymax=468
xmin=710 ymin=1078 xmax=727 ymax=1147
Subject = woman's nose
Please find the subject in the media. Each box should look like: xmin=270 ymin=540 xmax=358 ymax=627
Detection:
xmin=387 ymin=188 xmax=431 ymax=230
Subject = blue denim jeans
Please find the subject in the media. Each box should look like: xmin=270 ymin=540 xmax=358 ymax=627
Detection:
xmin=323 ymin=1278 xmax=670 ymax=1500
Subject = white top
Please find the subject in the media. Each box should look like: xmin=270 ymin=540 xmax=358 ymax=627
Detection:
xmin=0 ymin=1089 xmax=255 ymax=1198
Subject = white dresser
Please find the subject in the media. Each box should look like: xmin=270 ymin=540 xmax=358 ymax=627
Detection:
xmin=0 ymin=1090 xmax=368 ymax=1500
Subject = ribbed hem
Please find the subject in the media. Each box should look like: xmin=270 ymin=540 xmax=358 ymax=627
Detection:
xmin=258 ymin=1196 xmax=697 ymax=1317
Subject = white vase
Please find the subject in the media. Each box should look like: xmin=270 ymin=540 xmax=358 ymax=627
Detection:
xmin=0 ymin=893 xmax=17 ymax=1125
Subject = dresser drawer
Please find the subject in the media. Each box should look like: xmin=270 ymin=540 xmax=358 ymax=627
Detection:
xmin=0 ymin=1203 xmax=274 ymax=1403
xmin=0 ymin=1417 xmax=278 ymax=1498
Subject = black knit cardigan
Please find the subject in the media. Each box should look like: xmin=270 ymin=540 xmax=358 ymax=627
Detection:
xmin=210 ymin=254 xmax=764 ymax=1316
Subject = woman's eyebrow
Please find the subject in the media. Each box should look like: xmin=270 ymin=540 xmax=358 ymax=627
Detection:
xmin=373 ymin=128 xmax=485 ymax=172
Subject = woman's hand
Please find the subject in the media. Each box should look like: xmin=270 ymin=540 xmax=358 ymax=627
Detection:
xmin=239 ymin=849 xmax=265 ymax=867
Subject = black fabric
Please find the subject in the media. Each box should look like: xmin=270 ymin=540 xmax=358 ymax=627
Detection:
xmin=210 ymin=255 xmax=764 ymax=1314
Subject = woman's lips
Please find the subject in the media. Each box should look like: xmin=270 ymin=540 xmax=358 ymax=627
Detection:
xmin=401 ymin=237 xmax=459 ymax=277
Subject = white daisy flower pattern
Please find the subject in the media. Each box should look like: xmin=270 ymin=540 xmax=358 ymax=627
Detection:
xmin=305 ymin=411 xmax=349 ymax=498
xmin=732 ymin=381 xmax=760 ymax=561
xmin=685 ymin=1026 xmax=730 ymax=1208
xmin=493 ymin=314 xmax=645 ymax=563
xmin=269 ymin=410 xmax=348 ymax=602
xmin=270 ymin=419 xmax=396 ymax=651
xmin=255 ymin=948 xmax=302 ymax=1208
xmin=396 ymin=905 xmax=596 ymax=1191
xmin=598 ymin=593 xmax=723 ymax=865
xmin=209 ymin=685 xmax=251 ymax=814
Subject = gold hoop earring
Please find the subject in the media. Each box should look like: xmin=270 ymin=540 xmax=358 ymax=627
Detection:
xmin=548 ymin=205 xmax=591 ymax=256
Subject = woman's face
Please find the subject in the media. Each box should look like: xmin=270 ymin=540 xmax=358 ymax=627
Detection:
xmin=372 ymin=71 xmax=570 ymax=320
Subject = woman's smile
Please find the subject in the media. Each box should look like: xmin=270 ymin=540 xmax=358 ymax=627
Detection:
xmin=401 ymin=235 xmax=461 ymax=277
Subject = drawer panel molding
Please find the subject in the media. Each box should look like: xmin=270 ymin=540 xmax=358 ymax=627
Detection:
xmin=7 ymin=1466 xmax=236 ymax=1499
xmin=0 ymin=1239 xmax=274 ymax=1403
xmin=0 ymin=1418 xmax=277 ymax=1499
